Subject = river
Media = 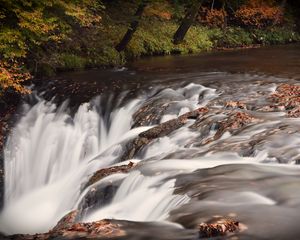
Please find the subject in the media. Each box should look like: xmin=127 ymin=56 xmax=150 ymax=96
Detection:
xmin=1 ymin=44 xmax=300 ymax=239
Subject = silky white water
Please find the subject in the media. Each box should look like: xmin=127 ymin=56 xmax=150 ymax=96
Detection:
xmin=1 ymin=79 xmax=300 ymax=236
xmin=0 ymin=83 xmax=219 ymax=234
xmin=0 ymin=95 xmax=146 ymax=234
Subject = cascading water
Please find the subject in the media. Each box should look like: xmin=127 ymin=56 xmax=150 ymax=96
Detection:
xmin=0 ymin=83 xmax=219 ymax=234
xmin=0 ymin=94 xmax=147 ymax=234
xmin=1 ymin=73 xmax=300 ymax=239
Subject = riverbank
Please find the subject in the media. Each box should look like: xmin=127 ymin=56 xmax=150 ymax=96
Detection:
xmin=35 ymin=19 xmax=300 ymax=76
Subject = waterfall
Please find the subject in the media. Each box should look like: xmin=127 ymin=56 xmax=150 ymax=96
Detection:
xmin=4 ymin=80 xmax=294 ymax=236
xmin=82 ymin=171 xmax=190 ymax=222
xmin=0 ymin=95 xmax=146 ymax=234
xmin=0 ymin=83 xmax=218 ymax=235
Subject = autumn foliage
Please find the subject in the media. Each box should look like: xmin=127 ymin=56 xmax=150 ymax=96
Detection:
xmin=0 ymin=60 xmax=31 ymax=95
xmin=144 ymin=2 xmax=172 ymax=20
xmin=235 ymin=1 xmax=284 ymax=28
xmin=0 ymin=0 xmax=103 ymax=95
xmin=198 ymin=7 xmax=227 ymax=28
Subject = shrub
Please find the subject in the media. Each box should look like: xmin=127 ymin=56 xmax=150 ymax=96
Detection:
xmin=252 ymin=27 xmax=300 ymax=45
xmin=0 ymin=60 xmax=31 ymax=96
xmin=235 ymin=4 xmax=284 ymax=28
xmin=197 ymin=7 xmax=227 ymax=28
xmin=94 ymin=47 xmax=125 ymax=66
xmin=0 ymin=0 xmax=104 ymax=94
xmin=208 ymin=27 xmax=253 ymax=47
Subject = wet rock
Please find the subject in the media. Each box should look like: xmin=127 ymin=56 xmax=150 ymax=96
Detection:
xmin=198 ymin=219 xmax=239 ymax=238
xmin=86 ymin=162 xmax=135 ymax=188
xmin=190 ymin=110 xmax=256 ymax=147
xmin=79 ymin=184 xmax=119 ymax=215
xmin=225 ymin=101 xmax=247 ymax=110
xmin=132 ymin=89 xmax=185 ymax=128
xmin=78 ymin=163 xmax=136 ymax=216
xmin=287 ymin=106 xmax=300 ymax=118
xmin=51 ymin=210 xmax=79 ymax=233
xmin=9 ymin=220 xmax=125 ymax=239
xmin=257 ymin=105 xmax=285 ymax=112
xmin=0 ymin=233 xmax=10 ymax=239
xmin=122 ymin=108 xmax=208 ymax=160
xmin=58 ymin=220 xmax=125 ymax=239
xmin=214 ymin=112 xmax=256 ymax=140
xmin=271 ymin=84 xmax=300 ymax=110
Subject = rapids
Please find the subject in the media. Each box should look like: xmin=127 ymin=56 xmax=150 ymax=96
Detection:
xmin=1 ymin=45 xmax=300 ymax=239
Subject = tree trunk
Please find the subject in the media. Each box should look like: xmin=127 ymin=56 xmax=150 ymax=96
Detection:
xmin=222 ymin=0 xmax=227 ymax=29
xmin=115 ymin=1 xmax=148 ymax=52
xmin=281 ymin=0 xmax=287 ymax=8
xmin=173 ymin=1 xmax=202 ymax=45
xmin=273 ymin=0 xmax=287 ymax=27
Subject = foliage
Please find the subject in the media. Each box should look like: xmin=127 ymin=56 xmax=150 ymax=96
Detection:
xmin=252 ymin=27 xmax=300 ymax=44
xmin=197 ymin=7 xmax=227 ymax=28
xmin=144 ymin=2 xmax=173 ymax=20
xmin=0 ymin=60 xmax=31 ymax=95
xmin=0 ymin=0 xmax=103 ymax=94
xmin=126 ymin=20 xmax=212 ymax=58
xmin=208 ymin=27 xmax=253 ymax=47
xmin=58 ymin=54 xmax=86 ymax=70
xmin=92 ymin=46 xmax=125 ymax=66
xmin=235 ymin=2 xmax=284 ymax=28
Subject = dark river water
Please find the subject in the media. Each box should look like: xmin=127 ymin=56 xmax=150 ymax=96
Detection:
xmin=36 ymin=44 xmax=300 ymax=106
xmin=1 ymin=44 xmax=300 ymax=239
